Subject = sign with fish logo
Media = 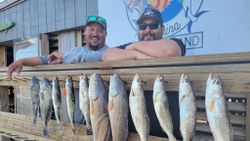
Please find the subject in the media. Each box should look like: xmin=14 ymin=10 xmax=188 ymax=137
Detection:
xmin=123 ymin=0 xmax=208 ymax=49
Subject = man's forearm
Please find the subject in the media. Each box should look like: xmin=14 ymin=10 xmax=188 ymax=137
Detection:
xmin=126 ymin=39 xmax=182 ymax=57
xmin=102 ymin=48 xmax=137 ymax=61
xmin=21 ymin=57 xmax=43 ymax=66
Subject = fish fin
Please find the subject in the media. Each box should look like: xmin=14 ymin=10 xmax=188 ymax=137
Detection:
xmin=130 ymin=89 xmax=135 ymax=96
xmin=179 ymin=94 xmax=186 ymax=102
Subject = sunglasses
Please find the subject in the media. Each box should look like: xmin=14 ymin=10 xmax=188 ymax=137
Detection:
xmin=138 ymin=23 xmax=160 ymax=30
xmin=87 ymin=16 xmax=106 ymax=23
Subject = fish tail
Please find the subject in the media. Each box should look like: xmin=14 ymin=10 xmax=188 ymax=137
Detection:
xmin=43 ymin=126 xmax=49 ymax=137
xmin=86 ymin=127 xmax=93 ymax=135
xmin=168 ymin=134 xmax=177 ymax=141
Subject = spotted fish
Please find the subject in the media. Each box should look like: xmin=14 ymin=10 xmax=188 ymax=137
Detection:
xmin=129 ymin=74 xmax=150 ymax=141
xmin=79 ymin=74 xmax=92 ymax=135
xmin=39 ymin=77 xmax=53 ymax=137
xmin=153 ymin=74 xmax=177 ymax=141
xmin=89 ymin=73 xmax=110 ymax=141
xmin=108 ymin=74 xmax=129 ymax=141
xmin=179 ymin=73 xmax=196 ymax=141
xmin=205 ymin=74 xmax=233 ymax=141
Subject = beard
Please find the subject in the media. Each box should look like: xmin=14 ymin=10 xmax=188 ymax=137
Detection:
xmin=87 ymin=36 xmax=104 ymax=50
xmin=138 ymin=32 xmax=163 ymax=41
xmin=139 ymin=32 xmax=156 ymax=41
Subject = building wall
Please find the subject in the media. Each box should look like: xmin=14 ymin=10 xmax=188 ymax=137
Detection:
xmin=0 ymin=0 xmax=98 ymax=42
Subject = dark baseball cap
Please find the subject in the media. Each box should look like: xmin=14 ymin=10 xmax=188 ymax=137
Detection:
xmin=137 ymin=9 xmax=163 ymax=24
xmin=86 ymin=15 xmax=107 ymax=30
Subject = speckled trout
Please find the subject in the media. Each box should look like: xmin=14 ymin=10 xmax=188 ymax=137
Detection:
xmin=79 ymin=74 xmax=92 ymax=135
xmin=30 ymin=76 xmax=41 ymax=125
xmin=129 ymin=74 xmax=150 ymax=141
xmin=39 ymin=77 xmax=53 ymax=137
xmin=89 ymin=73 xmax=110 ymax=141
xmin=153 ymin=74 xmax=177 ymax=141
xmin=108 ymin=74 xmax=128 ymax=141
xmin=205 ymin=74 xmax=233 ymax=141
xmin=179 ymin=73 xmax=196 ymax=141
xmin=65 ymin=75 xmax=75 ymax=134
xmin=52 ymin=76 xmax=61 ymax=125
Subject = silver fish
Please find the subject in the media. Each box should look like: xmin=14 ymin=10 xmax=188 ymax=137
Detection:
xmin=39 ymin=77 xmax=53 ymax=137
xmin=65 ymin=75 xmax=75 ymax=134
xmin=52 ymin=76 xmax=61 ymax=125
xmin=79 ymin=74 xmax=92 ymax=135
xmin=205 ymin=74 xmax=233 ymax=141
xmin=179 ymin=73 xmax=196 ymax=141
xmin=129 ymin=74 xmax=150 ymax=141
xmin=108 ymin=74 xmax=128 ymax=141
xmin=30 ymin=76 xmax=41 ymax=125
xmin=153 ymin=74 xmax=177 ymax=141
xmin=89 ymin=73 xmax=110 ymax=141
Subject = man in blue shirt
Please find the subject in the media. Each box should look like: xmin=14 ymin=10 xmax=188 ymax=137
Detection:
xmin=7 ymin=15 xmax=109 ymax=78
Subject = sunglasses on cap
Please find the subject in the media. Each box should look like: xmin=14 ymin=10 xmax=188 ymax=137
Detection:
xmin=87 ymin=16 xmax=106 ymax=24
xmin=138 ymin=23 xmax=160 ymax=30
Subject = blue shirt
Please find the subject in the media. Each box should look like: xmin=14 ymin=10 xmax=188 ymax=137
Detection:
xmin=39 ymin=44 xmax=109 ymax=64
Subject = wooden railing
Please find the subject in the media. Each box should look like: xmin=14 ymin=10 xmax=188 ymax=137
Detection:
xmin=0 ymin=52 xmax=249 ymax=141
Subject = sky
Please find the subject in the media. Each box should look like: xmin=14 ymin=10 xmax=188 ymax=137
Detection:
xmin=0 ymin=0 xmax=4 ymax=3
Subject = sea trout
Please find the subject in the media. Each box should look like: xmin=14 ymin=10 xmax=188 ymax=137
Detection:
xmin=179 ymin=73 xmax=196 ymax=141
xmin=108 ymin=74 xmax=128 ymax=141
xmin=129 ymin=74 xmax=150 ymax=141
xmin=30 ymin=76 xmax=41 ymax=125
xmin=153 ymin=74 xmax=177 ymax=141
xmin=39 ymin=77 xmax=53 ymax=137
xmin=79 ymin=74 xmax=92 ymax=135
xmin=65 ymin=75 xmax=75 ymax=134
xmin=89 ymin=73 xmax=110 ymax=141
xmin=52 ymin=76 xmax=62 ymax=125
xmin=205 ymin=74 xmax=233 ymax=141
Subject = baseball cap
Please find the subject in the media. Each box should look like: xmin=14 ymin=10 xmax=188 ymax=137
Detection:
xmin=137 ymin=9 xmax=163 ymax=24
xmin=86 ymin=15 xmax=107 ymax=30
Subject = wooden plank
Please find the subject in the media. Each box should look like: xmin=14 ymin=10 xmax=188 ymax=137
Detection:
xmin=196 ymin=112 xmax=245 ymax=125
xmin=75 ymin=0 xmax=86 ymax=26
xmin=1 ymin=64 xmax=250 ymax=93
xmin=9 ymin=6 xmax=17 ymax=39
xmin=246 ymin=94 xmax=250 ymax=141
xmin=39 ymin=34 xmax=49 ymax=56
xmin=29 ymin=0 xmax=38 ymax=37
xmin=195 ymin=92 xmax=247 ymax=99
xmin=55 ymin=0 xmax=65 ymax=30
xmin=38 ymin=0 xmax=47 ymax=33
xmin=65 ymin=0 xmax=75 ymax=28
xmin=16 ymin=3 xmax=24 ymax=39
xmin=23 ymin=0 xmax=30 ymax=37
xmin=46 ymin=0 xmax=56 ymax=32
xmin=196 ymin=122 xmax=245 ymax=137
xmin=0 ymin=47 xmax=6 ymax=67
xmin=86 ymin=0 xmax=98 ymax=16
xmin=2 ymin=52 xmax=250 ymax=71
xmin=0 ymin=111 xmax=172 ymax=141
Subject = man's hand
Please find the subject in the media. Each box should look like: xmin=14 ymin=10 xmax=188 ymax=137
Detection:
xmin=48 ymin=52 xmax=63 ymax=64
xmin=7 ymin=60 xmax=23 ymax=79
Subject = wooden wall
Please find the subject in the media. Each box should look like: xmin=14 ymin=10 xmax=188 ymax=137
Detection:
xmin=0 ymin=86 xmax=9 ymax=112
xmin=0 ymin=0 xmax=97 ymax=42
